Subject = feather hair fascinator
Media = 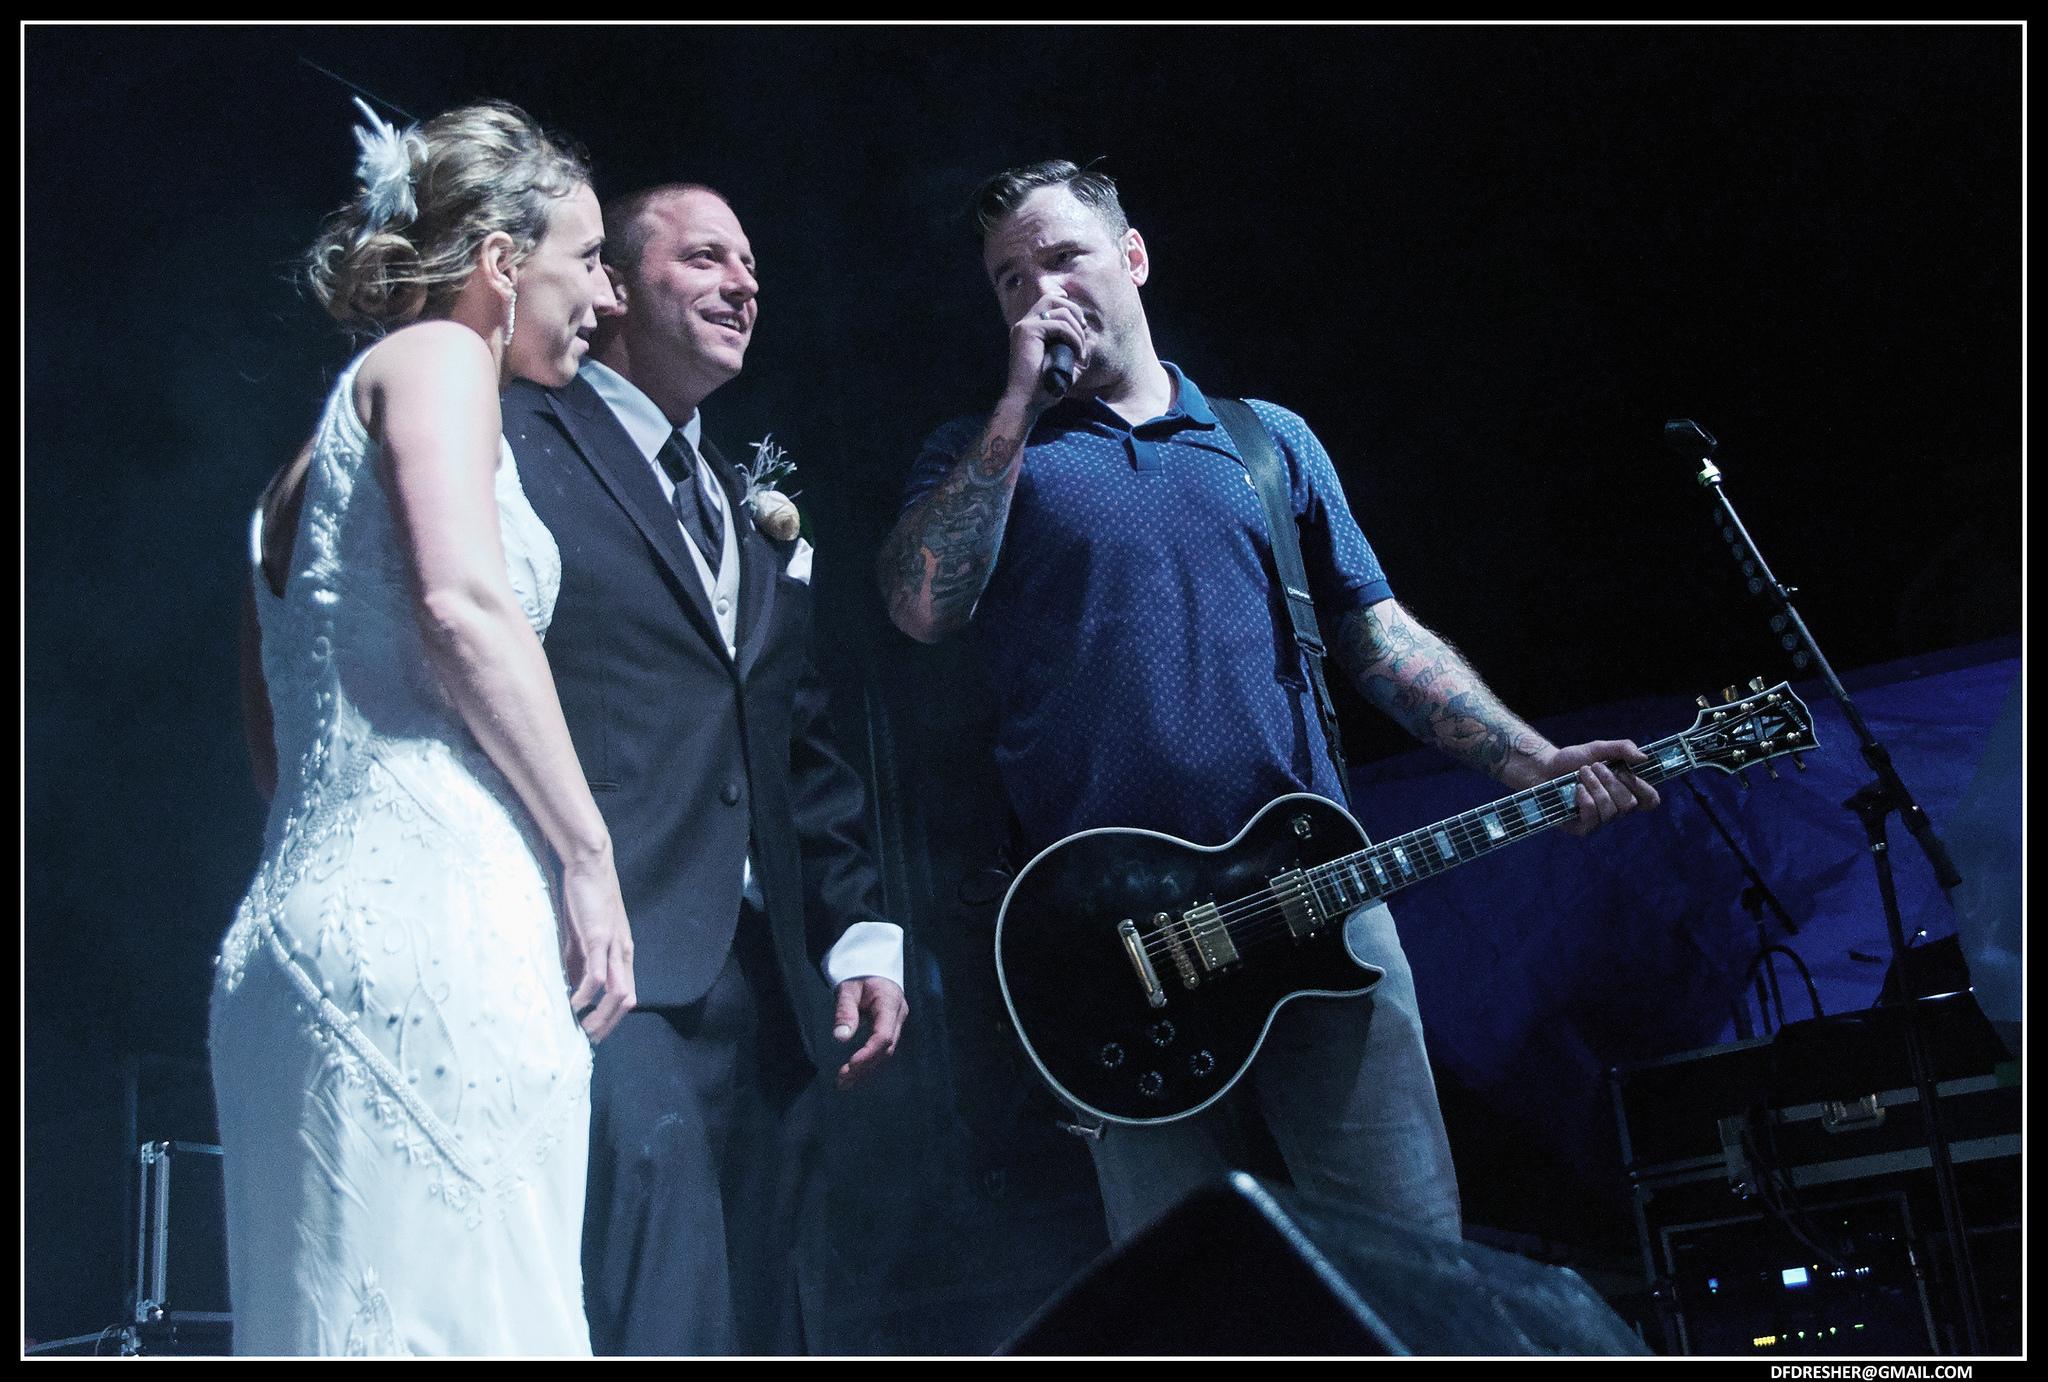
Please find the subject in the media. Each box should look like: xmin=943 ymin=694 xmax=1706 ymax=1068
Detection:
xmin=349 ymin=95 xmax=425 ymax=238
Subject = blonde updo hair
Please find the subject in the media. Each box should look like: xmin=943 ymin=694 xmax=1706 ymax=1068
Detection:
xmin=307 ymin=100 xmax=592 ymax=335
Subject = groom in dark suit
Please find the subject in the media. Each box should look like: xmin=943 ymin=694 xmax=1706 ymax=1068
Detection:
xmin=503 ymin=183 xmax=908 ymax=1355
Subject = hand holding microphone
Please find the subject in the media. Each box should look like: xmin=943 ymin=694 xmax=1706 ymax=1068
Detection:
xmin=1007 ymin=294 xmax=1089 ymax=410
xmin=1042 ymin=340 xmax=1077 ymax=397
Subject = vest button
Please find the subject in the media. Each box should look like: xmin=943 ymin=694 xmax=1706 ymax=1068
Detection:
xmin=721 ymin=781 xmax=742 ymax=806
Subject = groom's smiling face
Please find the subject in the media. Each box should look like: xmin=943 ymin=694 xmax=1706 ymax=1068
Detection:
xmin=613 ymin=188 xmax=760 ymax=398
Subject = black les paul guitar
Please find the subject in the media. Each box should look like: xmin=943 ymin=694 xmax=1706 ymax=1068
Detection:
xmin=995 ymin=681 xmax=1817 ymax=1125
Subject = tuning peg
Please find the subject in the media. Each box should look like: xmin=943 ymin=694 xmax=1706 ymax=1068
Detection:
xmin=1723 ymin=686 xmax=1739 ymax=702
xmin=1764 ymin=760 xmax=1779 ymax=780
xmin=1696 ymin=695 xmax=1713 ymax=709
xmin=1791 ymin=753 xmax=1807 ymax=772
xmin=1734 ymin=770 xmax=1751 ymax=790
xmin=1748 ymin=676 xmax=1766 ymax=693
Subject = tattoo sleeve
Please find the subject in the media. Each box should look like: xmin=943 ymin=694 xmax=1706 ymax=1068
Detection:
xmin=877 ymin=422 xmax=1025 ymax=641
xmin=1334 ymin=600 xmax=1551 ymax=781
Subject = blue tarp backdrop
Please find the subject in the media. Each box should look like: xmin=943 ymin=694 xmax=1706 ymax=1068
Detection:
xmin=1347 ymin=641 xmax=2020 ymax=1183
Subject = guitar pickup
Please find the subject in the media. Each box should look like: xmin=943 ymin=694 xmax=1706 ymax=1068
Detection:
xmin=1269 ymin=869 xmax=1324 ymax=937
xmin=1156 ymin=912 xmax=1201 ymax=990
xmin=1182 ymin=902 xmax=1240 ymax=971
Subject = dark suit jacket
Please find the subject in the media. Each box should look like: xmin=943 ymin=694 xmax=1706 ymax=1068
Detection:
xmin=503 ymin=373 xmax=892 ymax=1070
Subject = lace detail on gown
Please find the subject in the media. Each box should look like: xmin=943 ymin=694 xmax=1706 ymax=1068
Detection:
xmin=210 ymin=352 xmax=590 ymax=1356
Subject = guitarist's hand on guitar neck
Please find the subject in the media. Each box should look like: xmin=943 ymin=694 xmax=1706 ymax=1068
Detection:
xmin=996 ymin=683 xmax=1808 ymax=1124
xmin=1505 ymin=738 xmax=1661 ymax=837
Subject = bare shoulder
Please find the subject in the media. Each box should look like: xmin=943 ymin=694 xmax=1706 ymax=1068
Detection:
xmin=356 ymin=320 xmax=491 ymax=394
xmin=364 ymin=318 xmax=490 ymax=368
xmin=354 ymin=321 xmax=497 ymax=434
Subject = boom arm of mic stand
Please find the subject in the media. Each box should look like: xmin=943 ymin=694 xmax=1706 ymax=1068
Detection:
xmin=1694 ymin=461 xmax=1962 ymax=893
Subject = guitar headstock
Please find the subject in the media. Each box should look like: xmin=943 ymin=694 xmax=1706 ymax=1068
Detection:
xmin=1684 ymin=678 xmax=1818 ymax=779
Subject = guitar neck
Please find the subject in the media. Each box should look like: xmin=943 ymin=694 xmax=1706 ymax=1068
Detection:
xmin=1307 ymin=732 xmax=1697 ymax=914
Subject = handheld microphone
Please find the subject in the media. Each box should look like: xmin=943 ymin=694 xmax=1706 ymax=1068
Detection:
xmin=1042 ymin=342 xmax=1077 ymax=397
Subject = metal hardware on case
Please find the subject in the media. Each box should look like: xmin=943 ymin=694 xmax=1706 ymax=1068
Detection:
xmin=1821 ymin=1093 xmax=1887 ymax=1134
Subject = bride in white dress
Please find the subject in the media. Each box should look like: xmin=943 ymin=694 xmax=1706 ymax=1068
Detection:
xmin=213 ymin=100 xmax=635 ymax=1356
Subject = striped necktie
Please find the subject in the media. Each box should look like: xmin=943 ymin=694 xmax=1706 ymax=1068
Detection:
xmin=657 ymin=430 xmax=724 ymax=564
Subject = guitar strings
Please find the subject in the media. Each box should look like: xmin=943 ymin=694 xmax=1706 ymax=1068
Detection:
xmin=1133 ymin=727 xmax=1730 ymax=963
xmin=1192 ymin=741 xmax=1693 ymax=949
xmin=1137 ymin=782 xmax=1594 ymax=962
xmin=1137 ymin=708 xmax=1798 ymax=962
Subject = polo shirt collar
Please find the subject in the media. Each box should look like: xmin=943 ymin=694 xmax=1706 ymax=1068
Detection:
xmin=1162 ymin=361 xmax=1218 ymax=429
xmin=1050 ymin=360 xmax=1218 ymax=435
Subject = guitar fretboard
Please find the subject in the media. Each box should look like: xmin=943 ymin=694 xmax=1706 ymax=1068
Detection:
xmin=1301 ymin=732 xmax=1695 ymax=917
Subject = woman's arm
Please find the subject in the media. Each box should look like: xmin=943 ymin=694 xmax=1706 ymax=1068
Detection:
xmin=359 ymin=321 xmax=635 ymax=1040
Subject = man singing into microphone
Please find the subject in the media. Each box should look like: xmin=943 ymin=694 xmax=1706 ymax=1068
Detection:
xmin=877 ymin=160 xmax=1659 ymax=1244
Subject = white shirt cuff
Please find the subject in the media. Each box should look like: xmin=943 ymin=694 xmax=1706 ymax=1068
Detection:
xmin=822 ymin=921 xmax=905 ymax=989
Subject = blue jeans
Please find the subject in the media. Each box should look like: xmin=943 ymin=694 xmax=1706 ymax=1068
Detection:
xmin=1081 ymin=901 xmax=1463 ymax=1245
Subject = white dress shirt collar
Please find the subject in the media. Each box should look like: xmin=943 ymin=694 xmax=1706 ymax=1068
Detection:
xmin=580 ymin=358 xmax=703 ymax=463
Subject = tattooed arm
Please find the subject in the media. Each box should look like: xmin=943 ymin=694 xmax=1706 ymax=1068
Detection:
xmin=877 ymin=404 xmax=1032 ymax=643
xmin=880 ymin=289 xmax=1092 ymax=643
xmin=1334 ymin=598 xmax=1660 ymax=834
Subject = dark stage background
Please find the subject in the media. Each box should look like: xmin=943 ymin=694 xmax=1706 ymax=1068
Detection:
xmin=24 ymin=24 xmax=2020 ymax=1352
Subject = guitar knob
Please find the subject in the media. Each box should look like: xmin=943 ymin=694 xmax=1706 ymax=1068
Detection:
xmin=1748 ymin=676 xmax=1766 ymax=693
xmin=1138 ymin=1071 xmax=1165 ymax=1099
xmin=1149 ymin=1020 xmax=1177 ymax=1047
xmin=1098 ymin=1043 xmax=1125 ymax=1070
xmin=1696 ymin=695 xmax=1712 ymax=709
xmin=1188 ymin=1050 xmax=1216 ymax=1079
xmin=1722 ymin=686 xmax=1739 ymax=703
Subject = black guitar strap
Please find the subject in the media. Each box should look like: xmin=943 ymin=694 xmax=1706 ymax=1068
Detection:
xmin=1209 ymin=396 xmax=1352 ymax=798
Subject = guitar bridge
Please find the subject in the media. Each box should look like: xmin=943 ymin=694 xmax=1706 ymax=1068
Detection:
xmin=1118 ymin=919 xmax=1168 ymax=1008
xmin=1269 ymin=869 xmax=1325 ymax=937
xmin=1183 ymin=902 xmax=1240 ymax=972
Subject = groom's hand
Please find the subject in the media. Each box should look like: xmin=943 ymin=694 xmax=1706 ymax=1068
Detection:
xmin=830 ymin=976 xmax=908 ymax=1091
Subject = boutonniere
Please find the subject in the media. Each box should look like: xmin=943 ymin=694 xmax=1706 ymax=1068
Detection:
xmin=740 ymin=434 xmax=803 ymax=542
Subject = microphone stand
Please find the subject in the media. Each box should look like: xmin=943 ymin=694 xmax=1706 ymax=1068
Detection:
xmin=1666 ymin=420 xmax=1985 ymax=1353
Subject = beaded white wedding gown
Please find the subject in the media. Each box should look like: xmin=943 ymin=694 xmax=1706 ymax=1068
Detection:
xmin=211 ymin=351 xmax=593 ymax=1356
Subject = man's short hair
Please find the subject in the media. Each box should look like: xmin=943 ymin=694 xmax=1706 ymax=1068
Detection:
xmin=970 ymin=159 xmax=1129 ymax=242
xmin=601 ymin=182 xmax=734 ymax=277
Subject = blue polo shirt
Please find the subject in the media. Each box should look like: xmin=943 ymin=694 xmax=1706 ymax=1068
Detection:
xmin=902 ymin=364 xmax=1393 ymax=855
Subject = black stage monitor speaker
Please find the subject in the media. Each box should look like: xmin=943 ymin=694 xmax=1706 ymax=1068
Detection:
xmin=1002 ymin=1173 xmax=1648 ymax=1356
